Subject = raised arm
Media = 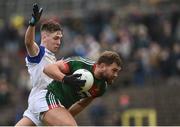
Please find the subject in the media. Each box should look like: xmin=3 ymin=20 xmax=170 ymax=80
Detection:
xmin=25 ymin=3 xmax=43 ymax=56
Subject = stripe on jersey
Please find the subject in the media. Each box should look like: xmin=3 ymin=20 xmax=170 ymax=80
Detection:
xmin=46 ymin=91 xmax=63 ymax=109
xmin=27 ymin=46 xmax=45 ymax=63
xmin=64 ymin=57 xmax=95 ymax=65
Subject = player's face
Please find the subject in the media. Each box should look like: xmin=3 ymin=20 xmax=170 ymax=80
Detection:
xmin=45 ymin=31 xmax=63 ymax=53
xmin=101 ymin=63 xmax=121 ymax=84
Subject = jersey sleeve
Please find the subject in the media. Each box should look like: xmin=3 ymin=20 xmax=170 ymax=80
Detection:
xmin=26 ymin=46 xmax=45 ymax=63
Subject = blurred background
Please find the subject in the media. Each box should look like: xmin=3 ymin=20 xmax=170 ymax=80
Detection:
xmin=0 ymin=0 xmax=180 ymax=126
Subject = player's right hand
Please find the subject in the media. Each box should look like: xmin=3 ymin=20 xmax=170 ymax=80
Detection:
xmin=29 ymin=3 xmax=43 ymax=26
xmin=62 ymin=74 xmax=86 ymax=91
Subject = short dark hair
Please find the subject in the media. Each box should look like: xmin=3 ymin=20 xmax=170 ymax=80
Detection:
xmin=97 ymin=51 xmax=123 ymax=67
xmin=40 ymin=20 xmax=62 ymax=33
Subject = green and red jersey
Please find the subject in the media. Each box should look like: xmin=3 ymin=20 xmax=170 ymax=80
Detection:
xmin=47 ymin=57 xmax=107 ymax=108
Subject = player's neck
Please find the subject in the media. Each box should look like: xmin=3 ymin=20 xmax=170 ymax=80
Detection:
xmin=94 ymin=67 xmax=102 ymax=79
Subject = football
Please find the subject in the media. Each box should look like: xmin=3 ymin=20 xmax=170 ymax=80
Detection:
xmin=73 ymin=69 xmax=94 ymax=92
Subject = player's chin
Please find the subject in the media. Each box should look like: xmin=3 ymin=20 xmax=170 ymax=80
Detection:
xmin=53 ymin=47 xmax=59 ymax=52
xmin=107 ymin=78 xmax=114 ymax=85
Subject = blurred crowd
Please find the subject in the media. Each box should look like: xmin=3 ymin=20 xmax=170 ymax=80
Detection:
xmin=0 ymin=3 xmax=179 ymax=125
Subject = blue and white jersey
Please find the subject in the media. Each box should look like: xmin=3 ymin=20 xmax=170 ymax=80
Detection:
xmin=25 ymin=46 xmax=56 ymax=99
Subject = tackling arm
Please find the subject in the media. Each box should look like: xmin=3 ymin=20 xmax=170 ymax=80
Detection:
xmin=68 ymin=97 xmax=94 ymax=116
xmin=43 ymin=60 xmax=86 ymax=89
xmin=43 ymin=60 xmax=68 ymax=82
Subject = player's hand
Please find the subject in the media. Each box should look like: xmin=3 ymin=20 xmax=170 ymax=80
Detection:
xmin=29 ymin=3 xmax=43 ymax=26
xmin=62 ymin=74 xmax=86 ymax=91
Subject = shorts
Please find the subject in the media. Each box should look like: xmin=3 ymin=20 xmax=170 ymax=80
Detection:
xmin=23 ymin=89 xmax=64 ymax=125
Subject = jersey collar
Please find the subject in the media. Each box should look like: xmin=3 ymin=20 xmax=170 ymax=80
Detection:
xmin=40 ymin=44 xmax=55 ymax=57
xmin=45 ymin=48 xmax=55 ymax=57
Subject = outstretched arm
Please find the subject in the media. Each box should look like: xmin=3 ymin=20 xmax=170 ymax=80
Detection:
xmin=25 ymin=3 xmax=43 ymax=57
xmin=68 ymin=97 xmax=94 ymax=116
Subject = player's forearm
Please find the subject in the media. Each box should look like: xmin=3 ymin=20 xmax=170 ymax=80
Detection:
xmin=25 ymin=26 xmax=35 ymax=46
xmin=43 ymin=64 xmax=65 ymax=82
xmin=68 ymin=97 xmax=94 ymax=116
xmin=68 ymin=103 xmax=84 ymax=116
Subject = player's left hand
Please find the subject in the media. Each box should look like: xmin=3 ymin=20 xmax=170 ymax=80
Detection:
xmin=29 ymin=3 xmax=43 ymax=26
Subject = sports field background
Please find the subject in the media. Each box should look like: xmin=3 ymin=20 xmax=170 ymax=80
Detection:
xmin=0 ymin=0 xmax=179 ymax=125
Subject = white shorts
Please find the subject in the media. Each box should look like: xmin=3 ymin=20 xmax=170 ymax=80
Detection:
xmin=23 ymin=89 xmax=63 ymax=125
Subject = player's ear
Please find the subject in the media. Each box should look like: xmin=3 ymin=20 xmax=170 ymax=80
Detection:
xmin=41 ymin=31 xmax=46 ymax=41
xmin=99 ymin=63 xmax=106 ymax=71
